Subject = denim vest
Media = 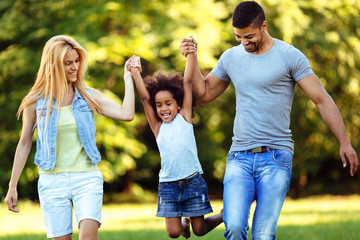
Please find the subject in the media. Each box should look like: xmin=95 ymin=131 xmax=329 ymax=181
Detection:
xmin=34 ymin=88 xmax=101 ymax=170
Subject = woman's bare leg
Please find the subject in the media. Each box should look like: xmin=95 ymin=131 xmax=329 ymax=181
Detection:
xmin=79 ymin=219 xmax=99 ymax=240
xmin=53 ymin=233 xmax=72 ymax=240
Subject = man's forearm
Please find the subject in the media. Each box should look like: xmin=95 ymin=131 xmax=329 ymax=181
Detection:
xmin=316 ymin=95 xmax=350 ymax=144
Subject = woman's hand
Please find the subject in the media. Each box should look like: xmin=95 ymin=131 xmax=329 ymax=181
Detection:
xmin=127 ymin=55 xmax=142 ymax=74
xmin=4 ymin=187 xmax=20 ymax=213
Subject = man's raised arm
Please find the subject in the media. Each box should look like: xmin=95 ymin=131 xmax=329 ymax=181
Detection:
xmin=180 ymin=37 xmax=229 ymax=106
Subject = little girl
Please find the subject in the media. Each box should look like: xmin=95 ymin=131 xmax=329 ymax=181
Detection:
xmin=128 ymin=54 xmax=223 ymax=239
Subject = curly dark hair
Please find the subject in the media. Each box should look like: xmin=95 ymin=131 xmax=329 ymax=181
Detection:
xmin=144 ymin=71 xmax=195 ymax=120
xmin=232 ymin=1 xmax=265 ymax=29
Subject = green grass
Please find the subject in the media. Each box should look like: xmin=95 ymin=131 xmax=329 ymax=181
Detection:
xmin=1 ymin=195 xmax=360 ymax=239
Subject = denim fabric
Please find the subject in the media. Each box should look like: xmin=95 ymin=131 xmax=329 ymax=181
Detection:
xmin=35 ymin=88 xmax=101 ymax=170
xmin=223 ymin=149 xmax=293 ymax=240
xmin=156 ymin=173 xmax=213 ymax=218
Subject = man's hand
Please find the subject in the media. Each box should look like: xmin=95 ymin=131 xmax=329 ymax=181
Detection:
xmin=340 ymin=141 xmax=359 ymax=176
xmin=180 ymin=36 xmax=197 ymax=57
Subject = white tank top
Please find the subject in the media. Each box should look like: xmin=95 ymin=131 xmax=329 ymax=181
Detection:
xmin=156 ymin=114 xmax=203 ymax=182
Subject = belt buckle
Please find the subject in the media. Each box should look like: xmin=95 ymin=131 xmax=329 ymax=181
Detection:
xmin=251 ymin=147 xmax=263 ymax=153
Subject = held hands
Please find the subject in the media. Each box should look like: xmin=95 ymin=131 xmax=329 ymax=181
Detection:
xmin=126 ymin=55 xmax=142 ymax=75
xmin=4 ymin=188 xmax=20 ymax=213
xmin=124 ymin=56 xmax=135 ymax=79
xmin=180 ymin=36 xmax=197 ymax=57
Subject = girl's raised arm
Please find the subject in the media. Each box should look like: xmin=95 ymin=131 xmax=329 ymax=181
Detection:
xmin=129 ymin=56 xmax=162 ymax=137
xmin=180 ymin=51 xmax=196 ymax=124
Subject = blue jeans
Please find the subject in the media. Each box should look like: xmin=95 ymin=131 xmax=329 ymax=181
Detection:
xmin=156 ymin=173 xmax=213 ymax=218
xmin=223 ymin=149 xmax=293 ymax=240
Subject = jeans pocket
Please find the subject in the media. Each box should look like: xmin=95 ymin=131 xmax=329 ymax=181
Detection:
xmin=158 ymin=182 xmax=169 ymax=191
xmin=37 ymin=174 xmax=51 ymax=193
xmin=190 ymin=175 xmax=207 ymax=189
xmin=37 ymin=174 xmax=44 ymax=192
xmin=226 ymin=151 xmax=240 ymax=163
xmin=272 ymin=149 xmax=293 ymax=167
xmin=95 ymin=170 xmax=104 ymax=182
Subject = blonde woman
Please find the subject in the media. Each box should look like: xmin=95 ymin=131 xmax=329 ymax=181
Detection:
xmin=4 ymin=35 xmax=135 ymax=240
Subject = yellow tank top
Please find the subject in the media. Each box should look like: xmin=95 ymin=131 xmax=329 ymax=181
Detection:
xmin=39 ymin=105 xmax=97 ymax=174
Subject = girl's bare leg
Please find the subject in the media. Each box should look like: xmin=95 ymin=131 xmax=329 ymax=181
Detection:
xmin=191 ymin=209 xmax=223 ymax=236
xmin=165 ymin=217 xmax=190 ymax=239
xmin=181 ymin=217 xmax=191 ymax=239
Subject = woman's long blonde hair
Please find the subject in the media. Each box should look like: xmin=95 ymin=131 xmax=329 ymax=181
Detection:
xmin=18 ymin=35 xmax=101 ymax=130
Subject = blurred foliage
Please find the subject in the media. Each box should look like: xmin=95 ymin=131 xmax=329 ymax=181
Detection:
xmin=0 ymin=0 xmax=359 ymax=201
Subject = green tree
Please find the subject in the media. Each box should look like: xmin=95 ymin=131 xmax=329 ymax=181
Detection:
xmin=1 ymin=0 xmax=359 ymax=201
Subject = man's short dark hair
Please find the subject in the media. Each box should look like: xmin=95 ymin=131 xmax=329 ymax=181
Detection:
xmin=232 ymin=1 xmax=265 ymax=29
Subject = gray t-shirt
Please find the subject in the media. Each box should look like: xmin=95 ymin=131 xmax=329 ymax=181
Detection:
xmin=211 ymin=39 xmax=313 ymax=154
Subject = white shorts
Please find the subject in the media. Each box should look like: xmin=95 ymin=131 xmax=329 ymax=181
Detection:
xmin=38 ymin=170 xmax=103 ymax=238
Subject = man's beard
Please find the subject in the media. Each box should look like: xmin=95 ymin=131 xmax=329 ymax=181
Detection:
xmin=244 ymin=35 xmax=263 ymax=53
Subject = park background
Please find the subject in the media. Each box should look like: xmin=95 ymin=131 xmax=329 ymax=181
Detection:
xmin=0 ymin=0 xmax=360 ymax=239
